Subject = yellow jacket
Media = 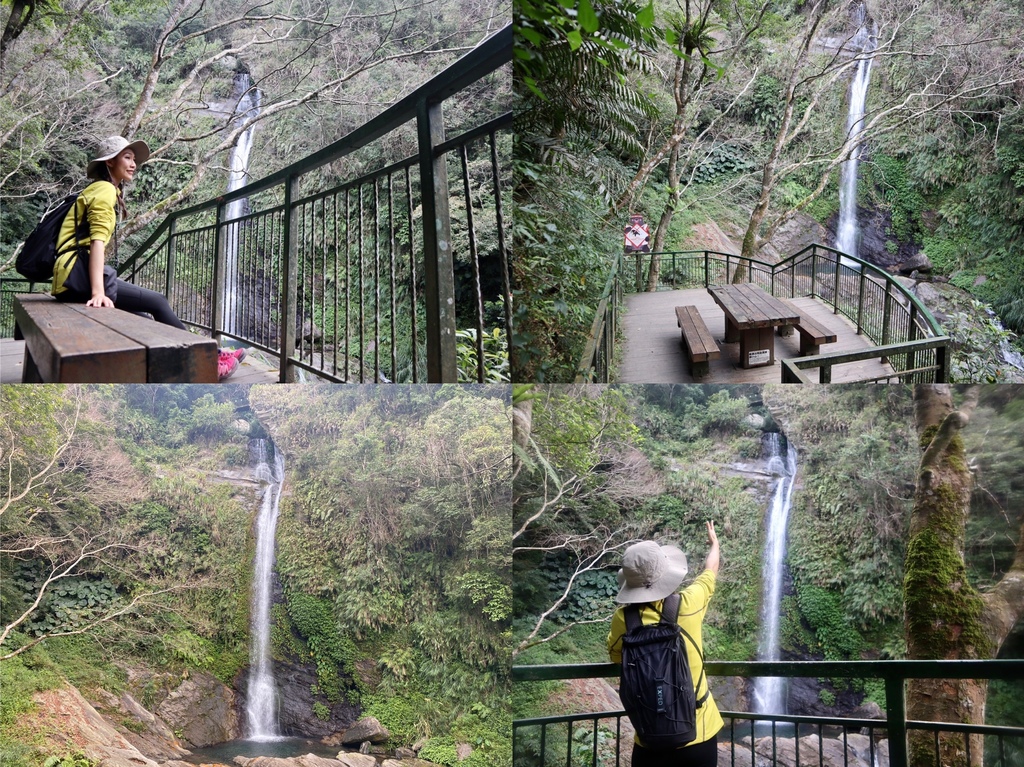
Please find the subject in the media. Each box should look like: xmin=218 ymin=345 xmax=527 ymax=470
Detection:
xmin=607 ymin=569 xmax=724 ymax=747
xmin=52 ymin=181 xmax=119 ymax=295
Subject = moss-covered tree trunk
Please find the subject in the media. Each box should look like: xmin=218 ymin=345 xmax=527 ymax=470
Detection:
xmin=905 ymin=385 xmax=1024 ymax=767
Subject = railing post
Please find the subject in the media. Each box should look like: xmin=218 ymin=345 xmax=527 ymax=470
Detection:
xmin=834 ymin=249 xmax=841 ymax=313
xmin=856 ymin=267 xmax=866 ymax=335
xmin=936 ymin=341 xmax=949 ymax=383
xmin=885 ymin=674 xmax=908 ymax=767
xmin=417 ymin=97 xmax=458 ymax=382
xmin=212 ymin=201 xmax=225 ymax=344
xmin=165 ymin=217 xmax=177 ymax=300
xmin=704 ymin=251 xmax=710 ymax=287
xmin=811 ymin=250 xmax=818 ymax=298
xmin=882 ymin=280 xmax=892 ymax=346
xmin=280 ymin=174 xmax=300 ymax=383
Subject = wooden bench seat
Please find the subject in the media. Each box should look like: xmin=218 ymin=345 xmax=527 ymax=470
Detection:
xmin=792 ymin=315 xmax=838 ymax=356
xmin=13 ymin=294 xmax=218 ymax=383
xmin=675 ymin=305 xmax=720 ymax=379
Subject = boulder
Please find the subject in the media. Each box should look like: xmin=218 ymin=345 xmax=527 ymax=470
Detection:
xmin=456 ymin=743 xmax=473 ymax=761
xmin=261 ymin=661 xmax=359 ymax=737
xmin=339 ymin=716 xmax=389 ymax=744
xmin=897 ymin=252 xmax=933 ymax=275
xmin=395 ymin=747 xmax=418 ymax=758
xmin=851 ymin=700 xmax=885 ymax=720
xmin=334 ymin=754 xmax=377 ymax=767
xmin=28 ymin=684 xmax=161 ymax=767
xmin=156 ymin=671 xmax=240 ymax=747
xmin=381 ymin=760 xmax=441 ymax=767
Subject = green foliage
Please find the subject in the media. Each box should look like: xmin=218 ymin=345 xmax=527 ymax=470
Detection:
xmin=312 ymin=701 xmax=331 ymax=721
xmin=690 ymin=144 xmax=756 ymax=185
xmin=945 ymin=300 xmax=1020 ymax=383
xmin=42 ymin=753 xmax=97 ymax=767
xmin=872 ymin=154 xmax=926 ymax=244
xmin=419 ymin=736 xmax=460 ymax=766
xmin=796 ymin=584 xmax=863 ymax=660
xmin=456 ymin=328 xmax=510 ymax=383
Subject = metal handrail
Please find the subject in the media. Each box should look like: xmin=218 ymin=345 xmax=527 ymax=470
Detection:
xmin=116 ymin=24 xmax=512 ymax=383
xmin=513 ymin=660 xmax=1024 ymax=767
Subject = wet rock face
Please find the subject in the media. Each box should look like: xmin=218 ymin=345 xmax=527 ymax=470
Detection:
xmin=236 ymin=660 xmax=360 ymax=738
xmin=156 ymin=671 xmax=241 ymax=747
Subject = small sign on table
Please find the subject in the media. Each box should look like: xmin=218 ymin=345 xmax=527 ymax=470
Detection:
xmin=747 ymin=348 xmax=771 ymax=367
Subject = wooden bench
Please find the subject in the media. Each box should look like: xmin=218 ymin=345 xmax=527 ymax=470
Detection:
xmin=675 ymin=305 xmax=720 ymax=379
xmin=792 ymin=315 xmax=838 ymax=356
xmin=13 ymin=294 xmax=218 ymax=383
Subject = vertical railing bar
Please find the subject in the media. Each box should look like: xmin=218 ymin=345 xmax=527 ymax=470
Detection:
xmin=540 ymin=723 xmax=547 ymax=767
xmin=332 ymin=193 xmax=340 ymax=377
xmin=358 ymin=183 xmax=365 ymax=383
xmin=320 ymin=196 xmax=328 ymax=375
xmin=965 ymin=728 xmax=971 ymax=766
xmin=373 ymin=177 xmax=381 ymax=382
xmin=405 ymin=166 xmax=418 ymax=382
xmin=591 ymin=718 xmax=598 ymax=766
xmin=280 ymin=175 xmax=300 ymax=382
xmin=565 ymin=720 xmax=571 ymax=767
xmin=842 ymin=725 xmax=847 ymax=767
xmin=345 ymin=188 xmax=352 ymax=380
xmin=212 ymin=201 xmax=226 ymax=344
xmin=489 ymin=130 xmax=512 ymax=350
xmin=388 ymin=173 xmax=397 ymax=381
xmin=459 ymin=143 xmax=485 ymax=383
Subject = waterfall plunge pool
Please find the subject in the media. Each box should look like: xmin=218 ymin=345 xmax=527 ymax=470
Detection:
xmin=184 ymin=737 xmax=375 ymax=765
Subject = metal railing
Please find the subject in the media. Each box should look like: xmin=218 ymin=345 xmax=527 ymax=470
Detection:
xmin=576 ymin=244 xmax=951 ymax=384
xmin=0 ymin=26 xmax=512 ymax=382
xmin=514 ymin=661 xmax=1024 ymax=767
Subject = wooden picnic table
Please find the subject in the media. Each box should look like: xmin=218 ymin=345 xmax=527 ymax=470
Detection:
xmin=707 ymin=283 xmax=800 ymax=369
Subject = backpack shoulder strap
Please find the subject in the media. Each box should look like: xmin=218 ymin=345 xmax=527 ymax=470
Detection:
xmin=677 ymin=623 xmax=710 ymax=707
xmin=661 ymin=593 xmax=681 ymax=625
xmin=624 ymin=604 xmax=643 ymax=633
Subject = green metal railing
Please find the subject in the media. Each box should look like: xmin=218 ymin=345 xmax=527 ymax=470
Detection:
xmin=514 ymin=661 xmax=1024 ymax=767
xmin=576 ymin=244 xmax=951 ymax=384
xmin=2 ymin=26 xmax=511 ymax=383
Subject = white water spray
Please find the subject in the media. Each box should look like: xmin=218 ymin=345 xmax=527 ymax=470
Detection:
xmin=246 ymin=439 xmax=284 ymax=741
xmin=224 ymin=72 xmax=261 ymax=336
xmin=753 ymin=433 xmax=797 ymax=716
xmin=835 ymin=4 xmax=877 ymax=265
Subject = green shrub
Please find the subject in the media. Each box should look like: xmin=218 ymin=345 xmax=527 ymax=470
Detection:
xmin=419 ymin=736 xmax=459 ymax=766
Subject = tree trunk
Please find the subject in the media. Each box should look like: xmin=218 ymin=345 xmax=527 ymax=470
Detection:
xmin=906 ymin=385 xmax=986 ymax=767
xmin=646 ymin=144 xmax=682 ymax=291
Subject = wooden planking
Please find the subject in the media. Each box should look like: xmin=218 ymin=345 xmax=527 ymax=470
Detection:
xmin=617 ymin=288 xmax=893 ymax=384
xmin=708 ymin=283 xmax=800 ymax=328
xmin=58 ymin=303 xmax=218 ymax=383
xmin=14 ymin=295 xmax=147 ymax=383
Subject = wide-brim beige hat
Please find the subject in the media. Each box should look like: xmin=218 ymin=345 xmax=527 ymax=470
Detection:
xmin=615 ymin=541 xmax=688 ymax=604
xmin=87 ymin=136 xmax=150 ymax=180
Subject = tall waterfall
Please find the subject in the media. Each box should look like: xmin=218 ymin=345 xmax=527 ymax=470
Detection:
xmin=753 ymin=432 xmax=798 ymax=715
xmin=246 ymin=439 xmax=284 ymax=740
xmin=835 ymin=4 xmax=877 ymax=263
xmin=224 ymin=71 xmax=262 ymax=336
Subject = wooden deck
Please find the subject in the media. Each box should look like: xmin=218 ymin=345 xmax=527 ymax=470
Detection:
xmin=616 ymin=288 xmax=893 ymax=384
xmin=0 ymin=339 xmax=280 ymax=385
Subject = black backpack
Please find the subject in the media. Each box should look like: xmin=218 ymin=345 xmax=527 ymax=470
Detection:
xmin=15 ymin=193 xmax=85 ymax=282
xmin=619 ymin=593 xmax=708 ymax=750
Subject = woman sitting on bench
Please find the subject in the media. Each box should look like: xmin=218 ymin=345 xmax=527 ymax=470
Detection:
xmin=52 ymin=136 xmax=243 ymax=381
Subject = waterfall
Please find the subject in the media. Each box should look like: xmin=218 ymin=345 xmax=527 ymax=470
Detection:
xmin=246 ymin=439 xmax=284 ymax=741
xmin=224 ymin=71 xmax=262 ymax=337
xmin=753 ymin=432 xmax=797 ymax=715
xmin=835 ymin=4 xmax=877 ymax=265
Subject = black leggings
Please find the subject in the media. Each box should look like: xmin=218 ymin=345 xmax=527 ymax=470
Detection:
xmin=112 ymin=279 xmax=187 ymax=330
xmin=631 ymin=735 xmax=718 ymax=767
xmin=57 ymin=264 xmax=187 ymax=331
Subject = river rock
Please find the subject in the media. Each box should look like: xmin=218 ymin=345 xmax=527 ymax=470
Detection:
xmin=156 ymin=671 xmax=240 ymax=747
xmin=340 ymin=716 xmax=390 ymax=744
xmin=753 ymin=733 xmax=884 ymax=767
xmin=395 ymin=747 xmax=418 ymax=758
xmin=381 ymin=759 xmax=441 ymax=767
xmin=29 ymin=684 xmax=162 ymax=767
xmin=456 ymin=742 xmax=473 ymax=760
xmin=334 ymin=754 xmax=377 ymax=767
xmin=897 ymin=252 xmax=933 ymax=275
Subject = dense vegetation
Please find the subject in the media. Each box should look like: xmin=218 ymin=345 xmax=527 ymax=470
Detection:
xmin=513 ymin=0 xmax=1024 ymax=381
xmin=513 ymin=385 xmax=1024 ymax=758
xmin=1 ymin=385 xmax=511 ymax=767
